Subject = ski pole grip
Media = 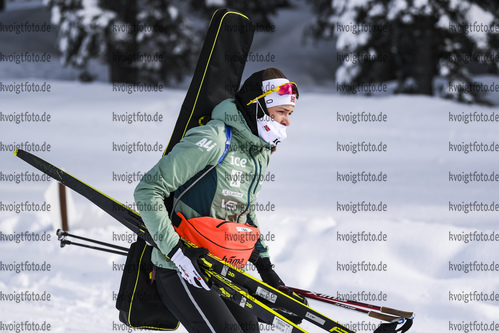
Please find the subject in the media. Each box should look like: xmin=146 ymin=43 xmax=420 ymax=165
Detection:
xmin=380 ymin=307 xmax=414 ymax=319
xmin=368 ymin=311 xmax=401 ymax=322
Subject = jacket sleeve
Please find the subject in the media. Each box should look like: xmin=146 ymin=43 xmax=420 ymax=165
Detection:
xmin=133 ymin=123 xmax=226 ymax=257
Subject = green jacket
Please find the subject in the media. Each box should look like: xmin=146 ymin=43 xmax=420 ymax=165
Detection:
xmin=134 ymin=99 xmax=272 ymax=270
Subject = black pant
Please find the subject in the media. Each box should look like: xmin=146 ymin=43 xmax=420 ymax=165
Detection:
xmin=155 ymin=267 xmax=260 ymax=333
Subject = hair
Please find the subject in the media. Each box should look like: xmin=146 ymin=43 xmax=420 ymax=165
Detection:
xmin=262 ymin=68 xmax=287 ymax=81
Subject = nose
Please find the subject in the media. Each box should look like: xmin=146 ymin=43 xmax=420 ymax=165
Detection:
xmin=281 ymin=115 xmax=290 ymax=126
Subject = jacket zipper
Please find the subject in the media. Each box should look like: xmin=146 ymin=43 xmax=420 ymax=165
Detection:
xmin=254 ymin=161 xmax=262 ymax=195
xmin=236 ymin=146 xmax=259 ymax=223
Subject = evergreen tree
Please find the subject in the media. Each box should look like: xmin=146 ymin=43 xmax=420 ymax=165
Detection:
xmin=45 ymin=0 xmax=115 ymax=81
xmin=306 ymin=0 xmax=499 ymax=104
xmin=101 ymin=0 xmax=139 ymax=83
xmin=135 ymin=0 xmax=199 ymax=84
xmin=45 ymin=0 xmax=198 ymax=84
xmin=187 ymin=0 xmax=289 ymax=27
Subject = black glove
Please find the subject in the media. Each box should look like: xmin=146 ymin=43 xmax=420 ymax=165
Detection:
xmin=253 ymin=257 xmax=284 ymax=289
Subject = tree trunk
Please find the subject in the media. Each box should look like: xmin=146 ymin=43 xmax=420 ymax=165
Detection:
xmin=413 ymin=16 xmax=436 ymax=95
xmin=106 ymin=0 xmax=138 ymax=83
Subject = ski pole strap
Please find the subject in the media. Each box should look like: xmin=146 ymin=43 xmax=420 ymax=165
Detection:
xmin=170 ymin=125 xmax=232 ymax=221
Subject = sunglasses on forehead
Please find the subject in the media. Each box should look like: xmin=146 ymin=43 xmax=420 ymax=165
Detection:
xmin=247 ymin=82 xmax=299 ymax=106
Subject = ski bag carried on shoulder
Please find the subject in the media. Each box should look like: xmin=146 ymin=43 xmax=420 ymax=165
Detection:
xmin=163 ymin=8 xmax=254 ymax=156
xmin=174 ymin=212 xmax=260 ymax=269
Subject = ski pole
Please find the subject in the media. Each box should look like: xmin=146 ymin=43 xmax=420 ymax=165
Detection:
xmin=280 ymin=286 xmax=415 ymax=332
xmin=279 ymin=285 xmax=414 ymax=321
xmin=60 ymin=239 xmax=128 ymax=256
xmin=57 ymin=229 xmax=129 ymax=252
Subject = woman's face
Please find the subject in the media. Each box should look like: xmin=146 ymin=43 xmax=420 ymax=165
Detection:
xmin=267 ymin=105 xmax=294 ymax=126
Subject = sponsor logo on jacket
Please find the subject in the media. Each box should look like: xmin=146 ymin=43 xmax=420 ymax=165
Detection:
xmin=195 ymin=138 xmax=217 ymax=151
xmin=229 ymin=155 xmax=247 ymax=168
xmin=228 ymin=170 xmax=243 ymax=188
xmin=221 ymin=199 xmax=238 ymax=211
xmin=222 ymin=189 xmax=244 ymax=198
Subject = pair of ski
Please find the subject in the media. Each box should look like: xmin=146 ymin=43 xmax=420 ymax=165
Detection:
xmin=14 ymin=149 xmax=414 ymax=333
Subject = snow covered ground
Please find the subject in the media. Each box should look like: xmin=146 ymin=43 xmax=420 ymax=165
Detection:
xmin=2 ymin=79 xmax=499 ymax=333
xmin=1 ymin=1 xmax=499 ymax=333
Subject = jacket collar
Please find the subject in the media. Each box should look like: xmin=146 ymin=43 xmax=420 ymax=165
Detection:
xmin=211 ymin=99 xmax=271 ymax=151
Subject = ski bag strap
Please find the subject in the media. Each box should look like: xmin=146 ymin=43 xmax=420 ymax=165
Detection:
xmin=218 ymin=125 xmax=231 ymax=164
